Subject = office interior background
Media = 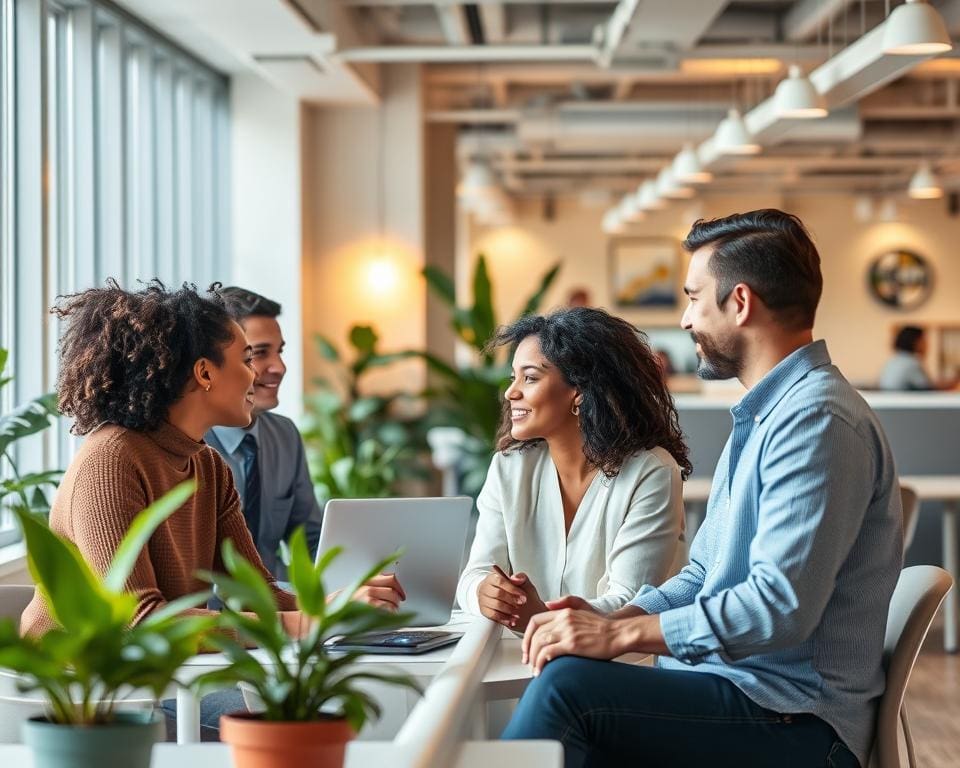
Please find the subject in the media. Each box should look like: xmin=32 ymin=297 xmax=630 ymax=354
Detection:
xmin=1 ymin=0 xmax=960 ymax=765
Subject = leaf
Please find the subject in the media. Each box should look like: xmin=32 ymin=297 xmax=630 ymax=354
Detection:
xmin=0 ymin=393 xmax=59 ymax=455
xmin=348 ymin=397 xmax=385 ymax=423
xmin=14 ymin=506 xmax=115 ymax=632
xmin=470 ymin=255 xmax=496 ymax=352
xmin=422 ymin=265 xmax=456 ymax=306
xmin=104 ymin=480 xmax=197 ymax=592
xmin=0 ymin=348 xmax=8 ymax=376
xmin=518 ymin=261 xmax=561 ymax=318
xmin=348 ymin=326 xmax=378 ymax=357
xmin=286 ymin=527 xmax=323 ymax=617
xmin=314 ymin=334 xmax=341 ymax=362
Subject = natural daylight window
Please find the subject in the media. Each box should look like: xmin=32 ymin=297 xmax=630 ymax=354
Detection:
xmin=0 ymin=0 xmax=230 ymax=550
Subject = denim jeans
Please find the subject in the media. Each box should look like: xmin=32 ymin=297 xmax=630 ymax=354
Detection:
xmin=159 ymin=689 xmax=247 ymax=742
xmin=501 ymin=657 xmax=861 ymax=768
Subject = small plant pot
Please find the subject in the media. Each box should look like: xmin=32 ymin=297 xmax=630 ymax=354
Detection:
xmin=22 ymin=710 xmax=163 ymax=768
xmin=220 ymin=712 xmax=356 ymax=768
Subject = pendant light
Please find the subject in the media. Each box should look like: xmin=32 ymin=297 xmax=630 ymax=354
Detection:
xmin=619 ymin=193 xmax=646 ymax=223
xmin=602 ymin=208 xmax=626 ymax=235
xmin=713 ymin=109 xmax=761 ymax=155
xmin=883 ymin=0 xmax=953 ymax=56
xmin=456 ymin=160 xmax=497 ymax=210
xmin=673 ymin=143 xmax=713 ymax=184
xmin=656 ymin=167 xmax=695 ymax=199
xmin=773 ymin=65 xmax=828 ymax=119
xmin=637 ymin=180 xmax=666 ymax=211
xmin=908 ymin=161 xmax=944 ymax=199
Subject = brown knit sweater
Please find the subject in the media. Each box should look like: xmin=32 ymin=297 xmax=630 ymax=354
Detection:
xmin=20 ymin=421 xmax=297 ymax=636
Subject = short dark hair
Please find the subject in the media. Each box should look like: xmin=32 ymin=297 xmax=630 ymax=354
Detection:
xmin=489 ymin=307 xmax=692 ymax=479
xmin=682 ymin=209 xmax=823 ymax=330
xmin=219 ymin=286 xmax=281 ymax=321
xmin=894 ymin=325 xmax=925 ymax=353
xmin=53 ymin=280 xmax=235 ymax=434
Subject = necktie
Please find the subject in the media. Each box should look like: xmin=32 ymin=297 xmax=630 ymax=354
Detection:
xmin=240 ymin=433 xmax=261 ymax=542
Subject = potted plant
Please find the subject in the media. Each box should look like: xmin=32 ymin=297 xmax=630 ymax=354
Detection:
xmin=192 ymin=528 xmax=421 ymax=768
xmin=0 ymin=480 xmax=214 ymax=768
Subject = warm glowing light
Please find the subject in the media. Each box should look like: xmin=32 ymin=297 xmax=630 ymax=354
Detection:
xmin=680 ymin=58 xmax=783 ymax=76
xmin=367 ymin=256 xmax=400 ymax=295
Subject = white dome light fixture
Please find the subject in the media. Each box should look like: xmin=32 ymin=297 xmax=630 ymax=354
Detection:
xmin=673 ymin=143 xmax=713 ymax=184
xmin=657 ymin=167 xmax=695 ymax=199
xmin=619 ymin=194 xmax=646 ymax=223
xmin=602 ymin=208 xmax=627 ymax=235
xmin=908 ymin=161 xmax=944 ymax=199
xmin=713 ymin=109 xmax=761 ymax=155
xmin=882 ymin=0 xmax=953 ymax=56
xmin=456 ymin=160 xmax=497 ymax=208
xmin=773 ymin=65 xmax=828 ymax=119
xmin=637 ymin=180 xmax=666 ymax=211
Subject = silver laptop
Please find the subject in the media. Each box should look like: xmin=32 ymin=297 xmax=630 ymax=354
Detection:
xmin=317 ymin=496 xmax=472 ymax=626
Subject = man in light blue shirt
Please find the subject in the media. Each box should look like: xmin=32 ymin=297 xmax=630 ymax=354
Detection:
xmin=503 ymin=210 xmax=902 ymax=767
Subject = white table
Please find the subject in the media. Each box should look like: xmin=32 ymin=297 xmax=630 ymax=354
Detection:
xmin=683 ymin=475 xmax=960 ymax=653
xmin=0 ymin=741 xmax=563 ymax=767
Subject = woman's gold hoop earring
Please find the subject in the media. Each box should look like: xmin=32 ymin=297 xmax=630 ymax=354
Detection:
xmin=571 ymin=404 xmax=580 ymax=416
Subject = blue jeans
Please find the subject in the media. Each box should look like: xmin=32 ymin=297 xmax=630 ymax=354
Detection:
xmin=501 ymin=657 xmax=860 ymax=768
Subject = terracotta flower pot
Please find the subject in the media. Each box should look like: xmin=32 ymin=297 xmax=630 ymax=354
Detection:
xmin=220 ymin=712 xmax=356 ymax=768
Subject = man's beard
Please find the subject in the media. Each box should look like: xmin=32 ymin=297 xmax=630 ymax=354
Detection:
xmin=691 ymin=332 xmax=743 ymax=381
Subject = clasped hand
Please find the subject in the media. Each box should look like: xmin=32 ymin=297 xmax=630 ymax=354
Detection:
xmin=477 ymin=566 xmax=547 ymax=630
xmin=520 ymin=595 xmax=620 ymax=675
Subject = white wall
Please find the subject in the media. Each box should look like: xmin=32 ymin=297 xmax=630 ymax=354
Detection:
xmin=468 ymin=193 xmax=960 ymax=385
xmin=231 ymin=72 xmax=305 ymax=417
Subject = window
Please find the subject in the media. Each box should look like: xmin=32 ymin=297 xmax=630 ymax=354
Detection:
xmin=0 ymin=0 xmax=230 ymax=548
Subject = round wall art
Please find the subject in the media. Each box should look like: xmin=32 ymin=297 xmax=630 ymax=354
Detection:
xmin=867 ymin=249 xmax=933 ymax=310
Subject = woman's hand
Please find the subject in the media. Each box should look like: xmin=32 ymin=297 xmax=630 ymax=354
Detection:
xmin=477 ymin=566 xmax=547 ymax=630
xmin=353 ymin=572 xmax=406 ymax=612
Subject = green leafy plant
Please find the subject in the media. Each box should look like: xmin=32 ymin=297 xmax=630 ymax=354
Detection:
xmin=304 ymin=326 xmax=425 ymax=505
xmin=192 ymin=529 xmax=419 ymax=730
xmin=0 ymin=480 xmax=214 ymax=724
xmin=0 ymin=348 xmax=62 ymax=519
xmin=416 ymin=255 xmax=560 ymax=494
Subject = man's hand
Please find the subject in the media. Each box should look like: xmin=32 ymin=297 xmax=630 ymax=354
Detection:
xmin=521 ymin=607 xmax=621 ymax=673
xmin=353 ymin=572 xmax=406 ymax=612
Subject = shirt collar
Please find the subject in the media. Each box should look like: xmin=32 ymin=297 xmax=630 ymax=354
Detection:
xmin=210 ymin=417 xmax=261 ymax=455
xmin=731 ymin=339 xmax=832 ymax=425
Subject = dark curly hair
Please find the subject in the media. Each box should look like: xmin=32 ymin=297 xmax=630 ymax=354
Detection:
xmin=491 ymin=307 xmax=692 ymax=480
xmin=53 ymin=279 xmax=235 ymax=434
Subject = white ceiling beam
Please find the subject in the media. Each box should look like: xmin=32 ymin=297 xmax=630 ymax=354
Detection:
xmin=784 ymin=0 xmax=855 ymax=43
xmin=336 ymin=44 xmax=598 ymax=63
xmin=478 ymin=3 xmax=507 ymax=44
xmin=434 ymin=3 xmax=471 ymax=46
xmin=618 ymin=0 xmax=731 ymax=50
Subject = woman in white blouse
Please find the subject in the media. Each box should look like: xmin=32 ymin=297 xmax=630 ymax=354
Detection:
xmin=456 ymin=307 xmax=691 ymax=630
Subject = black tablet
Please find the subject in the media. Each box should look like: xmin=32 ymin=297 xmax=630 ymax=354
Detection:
xmin=325 ymin=630 xmax=463 ymax=655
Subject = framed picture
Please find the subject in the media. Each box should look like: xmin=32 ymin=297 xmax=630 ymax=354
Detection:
xmin=609 ymin=238 xmax=680 ymax=309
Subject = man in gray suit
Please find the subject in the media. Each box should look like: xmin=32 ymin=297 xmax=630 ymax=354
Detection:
xmin=206 ymin=287 xmax=321 ymax=579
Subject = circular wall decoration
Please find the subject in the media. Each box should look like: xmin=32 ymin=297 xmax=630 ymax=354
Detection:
xmin=867 ymin=249 xmax=933 ymax=310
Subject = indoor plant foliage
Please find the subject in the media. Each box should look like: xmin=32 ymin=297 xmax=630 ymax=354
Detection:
xmin=0 ymin=348 xmax=62 ymax=522
xmin=304 ymin=325 xmax=426 ymax=505
xmin=0 ymin=480 xmax=212 ymax=767
xmin=193 ymin=528 xmax=420 ymax=767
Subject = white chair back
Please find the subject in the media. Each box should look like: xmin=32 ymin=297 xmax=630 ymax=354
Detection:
xmin=0 ymin=585 xmax=34 ymax=623
xmin=870 ymin=565 xmax=953 ymax=768
xmin=898 ymin=486 xmax=920 ymax=552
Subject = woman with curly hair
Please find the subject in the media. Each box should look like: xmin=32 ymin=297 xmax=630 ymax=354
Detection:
xmin=19 ymin=280 xmax=303 ymax=636
xmin=455 ymin=307 xmax=691 ymax=630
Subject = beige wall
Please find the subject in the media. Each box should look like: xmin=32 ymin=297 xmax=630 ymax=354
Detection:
xmin=469 ymin=193 xmax=960 ymax=385
xmin=301 ymin=65 xmax=427 ymax=397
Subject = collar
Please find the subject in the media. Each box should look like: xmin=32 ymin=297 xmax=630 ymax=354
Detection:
xmin=209 ymin=417 xmax=261 ymax=455
xmin=731 ymin=340 xmax=831 ymax=425
xmin=147 ymin=420 xmax=208 ymax=460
